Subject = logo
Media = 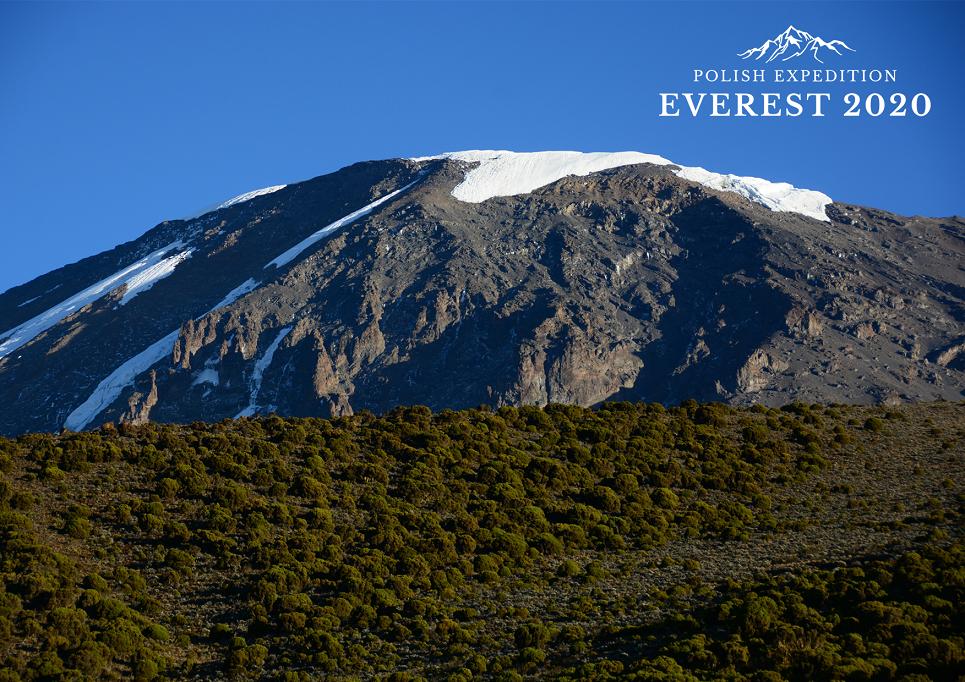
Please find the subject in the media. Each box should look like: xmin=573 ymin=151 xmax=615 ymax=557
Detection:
xmin=738 ymin=25 xmax=855 ymax=64
xmin=658 ymin=23 xmax=931 ymax=118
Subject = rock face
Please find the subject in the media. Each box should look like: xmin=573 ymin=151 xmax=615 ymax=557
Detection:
xmin=0 ymin=154 xmax=962 ymax=435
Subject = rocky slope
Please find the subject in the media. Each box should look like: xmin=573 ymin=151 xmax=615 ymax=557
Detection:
xmin=0 ymin=151 xmax=962 ymax=435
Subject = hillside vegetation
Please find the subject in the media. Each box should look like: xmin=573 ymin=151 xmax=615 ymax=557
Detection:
xmin=0 ymin=401 xmax=962 ymax=680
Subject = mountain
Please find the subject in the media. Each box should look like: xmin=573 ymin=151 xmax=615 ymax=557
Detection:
xmin=0 ymin=150 xmax=962 ymax=435
xmin=738 ymin=25 xmax=856 ymax=63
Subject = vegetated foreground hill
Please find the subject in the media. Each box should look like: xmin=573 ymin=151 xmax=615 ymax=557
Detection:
xmin=0 ymin=400 xmax=962 ymax=680
xmin=0 ymin=151 xmax=963 ymax=436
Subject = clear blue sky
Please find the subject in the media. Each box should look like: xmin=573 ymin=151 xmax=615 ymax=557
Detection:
xmin=1 ymin=1 xmax=962 ymax=294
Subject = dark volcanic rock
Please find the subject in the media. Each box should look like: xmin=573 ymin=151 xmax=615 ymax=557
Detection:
xmin=0 ymin=156 xmax=962 ymax=435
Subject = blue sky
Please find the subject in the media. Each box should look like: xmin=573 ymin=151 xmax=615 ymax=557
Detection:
xmin=1 ymin=1 xmax=962 ymax=294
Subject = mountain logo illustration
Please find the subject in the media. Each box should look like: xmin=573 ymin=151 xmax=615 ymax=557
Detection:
xmin=738 ymin=25 xmax=855 ymax=64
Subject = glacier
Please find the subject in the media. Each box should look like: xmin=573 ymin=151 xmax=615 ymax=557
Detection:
xmin=414 ymin=150 xmax=832 ymax=222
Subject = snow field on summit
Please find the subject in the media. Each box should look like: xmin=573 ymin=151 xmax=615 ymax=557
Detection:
xmin=415 ymin=150 xmax=832 ymax=222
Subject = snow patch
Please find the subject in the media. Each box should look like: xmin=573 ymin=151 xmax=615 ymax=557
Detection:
xmin=0 ymin=241 xmax=190 ymax=359
xmin=210 ymin=278 xmax=260 ymax=311
xmin=192 ymin=367 xmax=220 ymax=387
xmin=235 ymin=327 xmax=291 ymax=418
xmin=17 ymin=296 xmax=40 ymax=308
xmin=63 ymin=330 xmax=180 ymax=431
xmin=185 ymin=185 xmax=286 ymax=220
xmin=415 ymin=150 xmax=831 ymax=222
xmin=265 ymin=180 xmax=421 ymax=269
xmin=119 ymin=248 xmax=194 ymax=305
xmin=217 ymin=185 xmax=287 ymax=210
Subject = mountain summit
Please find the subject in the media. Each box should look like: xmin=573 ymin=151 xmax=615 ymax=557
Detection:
xmin=738 ymin=25 xmax=856 ymax=63
xmin=0 ymin=150 xmax=961 ymax=435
